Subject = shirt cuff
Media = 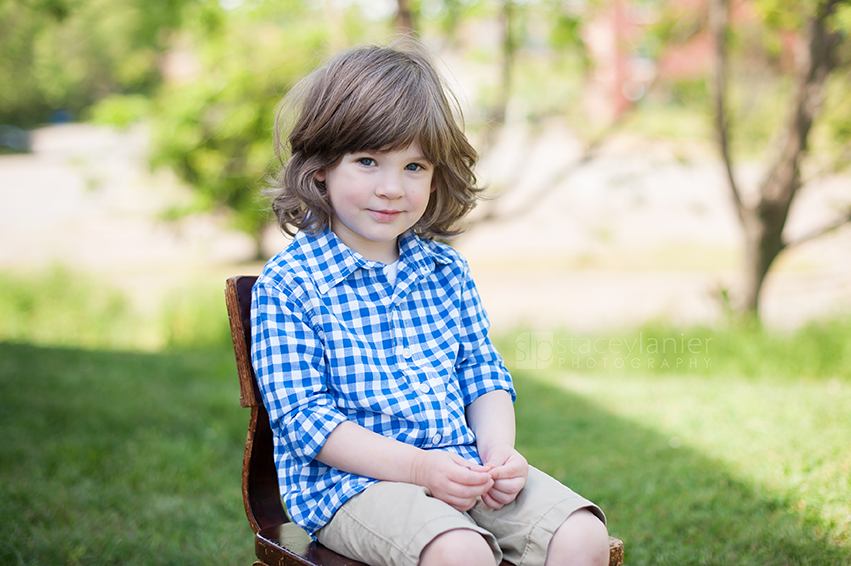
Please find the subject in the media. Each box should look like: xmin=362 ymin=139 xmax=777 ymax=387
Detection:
xmin=281 ymin=402 xmax=348 ymax=464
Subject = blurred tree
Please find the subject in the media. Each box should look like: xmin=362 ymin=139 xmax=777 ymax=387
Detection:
xmin=396 ymin=0 xmax=418 ymax=32
xmin=491 ymin=0 xmax=519 ymax=126
xmin=147 ymin=0 xmax=327 ymax=258
xmin=0 ymin=0 xmax=183 ymax=127
xmin=711 ymin=0 xmax=851 ymax=317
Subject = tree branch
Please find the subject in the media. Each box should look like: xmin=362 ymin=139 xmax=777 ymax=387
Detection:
xmin=709 ymin=0 xmax=746 ymax=224
xmin=782 ymin=209 xmax=851 ymax=251
xmin=469 ymin=112 xmax=628 ymax=227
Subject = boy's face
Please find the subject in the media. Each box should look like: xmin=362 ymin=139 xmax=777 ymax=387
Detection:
xmin=317 ymin=141 xmax=434 ymax=264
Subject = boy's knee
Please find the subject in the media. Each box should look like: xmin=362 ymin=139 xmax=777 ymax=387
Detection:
xmin=547 ymin=509 xmax=609 ymax=566
xmin=420 ymin=528 xmax=496 ymax=566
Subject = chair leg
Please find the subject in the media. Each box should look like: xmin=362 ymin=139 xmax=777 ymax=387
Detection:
xmin=608 ymin=536 xmax=624 ymax=566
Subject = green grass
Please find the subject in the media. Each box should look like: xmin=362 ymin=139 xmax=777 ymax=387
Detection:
xmin=0 ymin=343 xmax=253 ymax=565
xmin=0 ymin=267 xmax=141 ymax=350
xmin=0 ymin=266 xmax=234 ymax=352
xmin=514 ymin=374 xmax=851 ymax=566
xmin=1 ymin=268 xmax=850 ymax=564
xmin=499 ymin=318 xmax=851 ymax=382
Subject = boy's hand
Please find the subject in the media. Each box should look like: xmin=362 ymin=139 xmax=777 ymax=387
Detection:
xmin=481 ymin=444 xmax=528 ymax=510
xmin=412 ymin=450 xmax=494 ymax=512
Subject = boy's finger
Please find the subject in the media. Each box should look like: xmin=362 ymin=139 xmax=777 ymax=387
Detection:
xmin=487 ymin=460 xmax=527 ymax=480
xmin=488 ymin=465 xmax=519 ymax=480
xmin=488 ymin=482 xmax=520 ymax=501
xmin=453 ymin=469 xmax=495 ymax=488
xmin=441 ymin=460 xmax=492 ymax=485
xmin=481 ymin=491 xmax=506 ymax=510
xmin=443 ymin=479 xmax=492 ymax=504
xmin=446 ymin=456 xmax=493 ymax=479
xmin=491 ymin=476 xmax=526 ymax=494
xmin=449 ymin=454 xmax=491 ymax=473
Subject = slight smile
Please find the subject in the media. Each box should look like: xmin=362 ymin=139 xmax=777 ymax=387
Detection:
xmin=369 ymin=209 xmax=403 ymax=222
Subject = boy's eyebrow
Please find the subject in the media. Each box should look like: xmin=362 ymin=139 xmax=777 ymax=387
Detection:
xmin=363 ymin=148 xmax=432 ymax=163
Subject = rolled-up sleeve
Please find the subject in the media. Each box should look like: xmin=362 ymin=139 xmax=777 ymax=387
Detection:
xmin=454 ymin=265 xmax=516 ymax=406
xmin=251 ymin=280 xmax=347 ymax=464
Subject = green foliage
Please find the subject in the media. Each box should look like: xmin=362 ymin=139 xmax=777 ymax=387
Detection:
xmin=88 ymin=93 xmax=153 ymax=130
xmin=0 ymin=0 xmax=182 ymax=127
xmin=637 ymin=0 xmax=851 ymax=164
xmin=545 ymin=3 xmax=590 ymax=73
xmin=812 ymin=72 xmax=851 ymax=168
xmin=147 ymin=1 xmax=327 ymax=249
xmin=832 ymin=1 xmax=851 ymax=33
xmin=665 ymin=78 xmax=709 ymax=107
xmin=549 ymin=12 xmax=584 ymax=51
xmin=754 ymin=0 xmax=807 ymax=30
xmin=643 ymin=0 xmax=705 ymax=57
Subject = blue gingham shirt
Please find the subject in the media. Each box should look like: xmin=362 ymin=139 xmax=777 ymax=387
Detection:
xmin=250 ymin=227 xmax=514 ymax=536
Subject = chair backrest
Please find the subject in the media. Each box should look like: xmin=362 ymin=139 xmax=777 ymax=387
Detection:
xmin=225 ymin=275 xmax=290 ymax=534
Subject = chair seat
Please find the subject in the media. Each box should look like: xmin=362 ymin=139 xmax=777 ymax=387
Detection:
xmin=256 ymin=522 xmax=367 ymax=566
xmin=255 ymin=521 xmax=624 ymax=566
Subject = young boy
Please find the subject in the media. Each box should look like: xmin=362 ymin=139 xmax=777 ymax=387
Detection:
xmin=251 ymin=42 xmax=609 ymax=566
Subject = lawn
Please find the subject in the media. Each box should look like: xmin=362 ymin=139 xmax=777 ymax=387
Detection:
xmin=1 ymin=269 xmax=849 ymax=565
xmin=0 ymin=343 xmax=253 ymax=565
xmin=513 ymin=373 xmax=851 ymax=566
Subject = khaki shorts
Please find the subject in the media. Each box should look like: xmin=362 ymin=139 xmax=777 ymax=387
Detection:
xmin=315 ymin=466 xmax=605 ymax=566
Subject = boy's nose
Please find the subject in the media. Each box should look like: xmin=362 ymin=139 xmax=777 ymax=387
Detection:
xmin=375 ymin=172 xmax=404 ymax=199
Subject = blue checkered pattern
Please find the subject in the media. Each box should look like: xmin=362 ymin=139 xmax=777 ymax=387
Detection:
xmin=250 ymin=226 xmax=514 ymax=536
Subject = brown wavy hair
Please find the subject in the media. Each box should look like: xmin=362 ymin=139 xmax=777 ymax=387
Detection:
xmin=268 ymin=40 xmax=482 ymax=240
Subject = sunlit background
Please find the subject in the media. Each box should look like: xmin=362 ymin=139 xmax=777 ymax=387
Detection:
xmin=1 ymin=1 xmax=850 ymax=564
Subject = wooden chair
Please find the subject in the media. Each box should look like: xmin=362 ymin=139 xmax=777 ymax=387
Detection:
xmin=226 ymin=275 xmax=625 ymax=566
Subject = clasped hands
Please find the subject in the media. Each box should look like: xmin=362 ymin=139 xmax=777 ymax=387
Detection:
xmin=412 ymin=444 xmax=528 ymax=512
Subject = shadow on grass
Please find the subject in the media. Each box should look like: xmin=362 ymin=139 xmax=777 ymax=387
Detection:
xmin=2 ymin=341 xmax=847 ymax=565
xmin=513 ymin=374 xmax=849 ymax=566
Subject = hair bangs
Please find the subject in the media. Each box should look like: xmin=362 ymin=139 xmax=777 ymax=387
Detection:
xmin=329 ymin=62 xmax=450 ymax=164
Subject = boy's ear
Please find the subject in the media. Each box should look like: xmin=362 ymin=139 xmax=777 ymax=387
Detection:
xmin=315 ymin=169 xmax=326 ymax=183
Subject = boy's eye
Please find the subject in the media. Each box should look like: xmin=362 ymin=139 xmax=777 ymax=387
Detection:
xmin=405 ymin=163 xmax=425 ymax=172
xmin=358 ymin=157 xmax=376 ymax=167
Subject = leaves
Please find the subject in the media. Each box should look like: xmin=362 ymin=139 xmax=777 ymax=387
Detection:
xmin=146 ymin=3 xmax=326 ymax=249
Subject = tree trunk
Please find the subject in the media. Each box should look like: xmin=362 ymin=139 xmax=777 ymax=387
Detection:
xmin=739 ymin=203 xmax=788 ymax=313
xmin=395 ymin=0 xmax=415 ymax=34
xmin=491 ymin=0 xmax=516 ymax=126
xmin=711 ymin=0 xmax=841 ymax=317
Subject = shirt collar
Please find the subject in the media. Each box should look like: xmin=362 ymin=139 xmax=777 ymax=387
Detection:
xmin=294 ymin=226 xmax=454 ymax=294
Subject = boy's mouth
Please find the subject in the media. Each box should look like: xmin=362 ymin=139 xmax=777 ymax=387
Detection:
xmin=369 ymin=209 xmax=402 ymax=222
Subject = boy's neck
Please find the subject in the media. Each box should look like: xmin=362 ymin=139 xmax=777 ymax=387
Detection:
xmin=341 ymin=234 xmax=400 ymax=264
xmin=363 ymin=246 xmax=399 ymax=264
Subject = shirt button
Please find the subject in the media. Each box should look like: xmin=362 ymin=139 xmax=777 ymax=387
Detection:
xmin=432 ymin=433 xmax=442 ymax=444
xmin=402 ymin=347 xmax=411 ymax=359
xmin=418 ymin=383 xmax=431 ymax=394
